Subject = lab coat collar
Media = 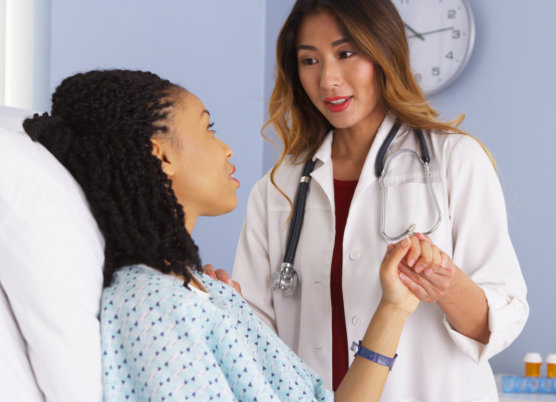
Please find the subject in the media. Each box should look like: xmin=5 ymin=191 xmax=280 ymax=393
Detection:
xmin=310 ymin=112 xmax=398 ymax=205
xmin=313 ymin=129 xmax=333 ymax=165
xmin=310 ymin=133 xmax=335 ymax=210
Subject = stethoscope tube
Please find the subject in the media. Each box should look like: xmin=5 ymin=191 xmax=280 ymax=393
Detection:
xmin=374 ymin=121 xmax=430 ymax=178
xmin=283 ymin=159 xmax=316 ymax=264
xmin=376 ymin=122 xmax=440 ymax=242
xmin=271 ymin=158 xmax=316 ymax=296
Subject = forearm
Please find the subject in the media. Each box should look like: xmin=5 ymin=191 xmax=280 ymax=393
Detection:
xmin=335 ymin=302 xmax=409 ymax=402
xmin=438 ymin=266 xmax=490 ymax=344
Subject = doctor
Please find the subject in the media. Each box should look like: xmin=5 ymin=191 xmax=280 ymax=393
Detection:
xmin=231 ymin=0 xmax=528 ymax=401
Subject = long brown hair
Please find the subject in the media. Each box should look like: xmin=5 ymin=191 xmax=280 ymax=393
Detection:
xmin=265 ymin=0 xmax=494 ymax=206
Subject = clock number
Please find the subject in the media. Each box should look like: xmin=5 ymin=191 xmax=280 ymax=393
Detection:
xmin=452 ymin=29 xmax=461 ymax=39
xmin=447 ymin=9 xmax=456 ymax=19
xmin=432 ymin=67 xmax=440 ymax=76
xmin=446 ymin=51 xmax=454 ymax=59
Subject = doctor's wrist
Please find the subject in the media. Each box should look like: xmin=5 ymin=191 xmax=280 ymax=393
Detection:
xmin=436 ymin=264 xmax=464 ymax=306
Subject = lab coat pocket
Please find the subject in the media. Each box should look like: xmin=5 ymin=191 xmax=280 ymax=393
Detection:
xmin=380 ymin=173 xmax=444 ymax=240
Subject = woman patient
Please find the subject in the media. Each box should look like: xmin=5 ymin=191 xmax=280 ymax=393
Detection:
xmin=24 ymin=69 xmax=418 ymax=401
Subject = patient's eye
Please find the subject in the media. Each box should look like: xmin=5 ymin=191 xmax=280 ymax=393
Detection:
xmin=208 ymin=122 xmax=216 ymax=134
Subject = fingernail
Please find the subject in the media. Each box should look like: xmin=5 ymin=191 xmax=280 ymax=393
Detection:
xmin=401 ymin=238 xmax=409 ymax=247
xmin=407 ymin=258 xmax=415 ymax=267
xmin=415 ymin=264 xmax=422 ymax=273
xmin=441 ymin=258 xmax=447 ymax=268
xmin=399 ymin=272 xmax=408 ymax=281
xmin=425 ymin=268 xmax=433 ymax=276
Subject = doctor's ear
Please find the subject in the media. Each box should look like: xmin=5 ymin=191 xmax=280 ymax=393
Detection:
xmin=151 ymin=138 xmax=176 ymax=177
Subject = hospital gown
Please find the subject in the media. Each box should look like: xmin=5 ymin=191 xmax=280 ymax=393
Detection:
xmin=101 ymin=264 xmax=333 ymax=401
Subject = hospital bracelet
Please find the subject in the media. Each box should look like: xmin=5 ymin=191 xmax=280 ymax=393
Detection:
xmin=350 ymin=341 xmax=397 ymax=370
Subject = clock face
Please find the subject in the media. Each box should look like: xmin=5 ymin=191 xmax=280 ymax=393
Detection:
xmin=394 ymin=0 xmax=475 ymax=96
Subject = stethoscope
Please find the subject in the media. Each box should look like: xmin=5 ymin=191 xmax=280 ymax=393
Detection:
xmin=271 ymin=121 xmax=442 ymax=296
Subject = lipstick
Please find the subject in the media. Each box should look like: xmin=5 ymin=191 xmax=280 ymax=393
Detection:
xmin=324 ymin=96 xmax=352 ymax=112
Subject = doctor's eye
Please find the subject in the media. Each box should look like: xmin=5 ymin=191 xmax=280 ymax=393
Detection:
xmin=339 ymin=50 xmax=356 ymax=59
xmin=299 ymin=57 xmax=318 ymax=66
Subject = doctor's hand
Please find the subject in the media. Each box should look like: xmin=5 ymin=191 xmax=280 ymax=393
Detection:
xmin=202 ymin=264 xmax=243 ymax=295
xmin=404 ymin=233 xmax=446 ymax=276
xmin=380 ymin=238 xmax=420 ymax=316
xmin=397 ymin=234 xmax=456 ymax=303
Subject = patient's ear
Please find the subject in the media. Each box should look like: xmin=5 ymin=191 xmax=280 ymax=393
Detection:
xmin=151 ymin=138 xmax=176 ymax=177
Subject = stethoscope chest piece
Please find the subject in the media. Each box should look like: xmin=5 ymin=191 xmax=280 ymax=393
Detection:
xmin=271 ymin=262 xmax=298 ymax=297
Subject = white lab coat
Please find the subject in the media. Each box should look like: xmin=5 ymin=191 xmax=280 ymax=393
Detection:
xmin=233 ymin=113 xmax=528 ymax=402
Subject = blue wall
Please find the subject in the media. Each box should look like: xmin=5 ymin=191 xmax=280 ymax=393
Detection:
xmin=50 ymin=0 xmax=555 ymax=376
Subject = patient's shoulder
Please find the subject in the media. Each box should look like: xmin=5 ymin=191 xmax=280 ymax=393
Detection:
xmin=101 ymin=265 xmax=219 ymax=328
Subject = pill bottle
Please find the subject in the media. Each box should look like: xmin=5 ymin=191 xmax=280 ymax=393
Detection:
xmin=524 ymin=353 xmax=542 ymax=377
xmin=546 ymin=354 xmax=556 ymax=378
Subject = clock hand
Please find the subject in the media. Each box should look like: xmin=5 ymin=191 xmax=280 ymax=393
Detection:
xmin=404 ymin=23 xmax=425 ymax=41
xmin=417 ymin=26 xmax=454 ymax=37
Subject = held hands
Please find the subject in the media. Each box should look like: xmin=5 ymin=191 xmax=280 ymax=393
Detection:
xmin=395 ymin=235 xmax=491 ymax=343
xmin=202 ymin=264 xmax=243 ymax=295
xmin=379 ymin=238 xmax=420 ymax=316
xmin=396 ymin=233 xmax=456 ymax=303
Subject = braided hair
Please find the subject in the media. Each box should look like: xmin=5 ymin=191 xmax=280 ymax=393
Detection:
xmin=23 ymin=69 xmax=202 ymax=288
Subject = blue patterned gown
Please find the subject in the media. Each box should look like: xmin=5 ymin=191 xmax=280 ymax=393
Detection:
xmin=101 ymin=264 xmax=333 ymax=401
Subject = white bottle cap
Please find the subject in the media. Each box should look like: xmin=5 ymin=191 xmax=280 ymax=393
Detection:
xmin=524 ymin=353 xmax=542 ymax=363
xmin=546 ymin=354 xmax=556 ymax=364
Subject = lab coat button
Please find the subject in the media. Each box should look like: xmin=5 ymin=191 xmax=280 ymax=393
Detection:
xmin=349 ymin=250 xmax=360 ymax=260
xmin=352 ymin=316 xmax=361 ymax=326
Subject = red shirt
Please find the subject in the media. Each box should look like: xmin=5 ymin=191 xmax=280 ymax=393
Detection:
xmin=330 ymin=179 xmax=358 ymax=390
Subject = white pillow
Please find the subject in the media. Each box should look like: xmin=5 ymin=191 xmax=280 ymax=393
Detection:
xmin=0 ymin=108 xmax=104 ymax=401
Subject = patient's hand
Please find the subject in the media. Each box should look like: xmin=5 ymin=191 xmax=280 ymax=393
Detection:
xmin=380 ymin=238 xmax=420 ymax=316
xmin=202 ymin=264 xmax=242 ymax=295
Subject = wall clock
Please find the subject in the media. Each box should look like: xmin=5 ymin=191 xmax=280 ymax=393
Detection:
xmin=394 ymin=0 xmax=476 ymax=96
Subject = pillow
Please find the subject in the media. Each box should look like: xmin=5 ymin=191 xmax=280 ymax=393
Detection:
xmin=0 ymin=107 xmax=104 ymax=401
